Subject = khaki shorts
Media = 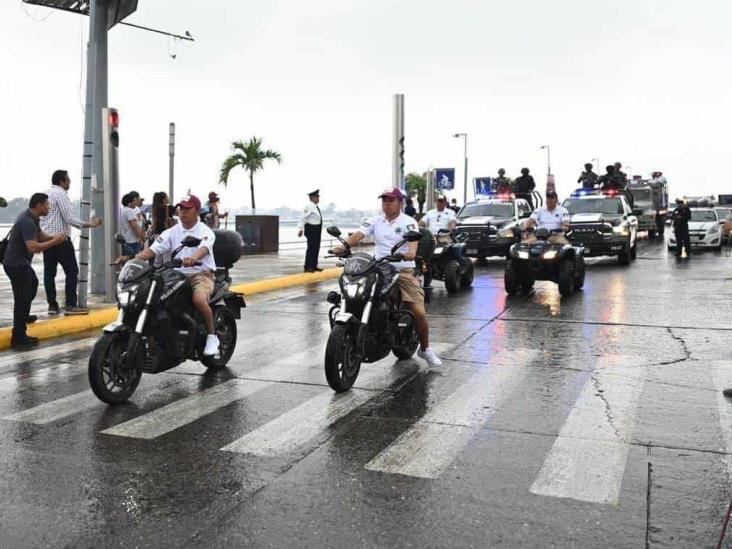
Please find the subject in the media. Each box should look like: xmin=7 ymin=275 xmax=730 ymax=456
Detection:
xmin=187 ymin=271 xmax=215 ymax=296
xmin=522 ymin=234 xmax=569 ymax=245
xmin=397 ymin=269 xmax=424 ymax=305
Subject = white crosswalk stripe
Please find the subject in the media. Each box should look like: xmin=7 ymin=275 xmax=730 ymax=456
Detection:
xmin=365 ymin=348 xmax=538 ymax=479
xmin=102 ymin=379 xmax=273 ymax=439
xmin=529 ymin=355 xmax=643 ymax=505
xmin=0 ymin=337 xmax=96 ymax=375
xmin=221 ymin=343 xmax=451 ymax=457
xmin=2 ymin=390 xmax=100 ymax=424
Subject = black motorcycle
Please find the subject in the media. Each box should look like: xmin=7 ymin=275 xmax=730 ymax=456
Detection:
xmin=323 ymin=225 xmax=423 ymax=392
xmin=88 ymin=230 xmax=246 ymax=404
xmin=417 ymin=229 xmax=474 ymax=295
xmin=505 ymin=228 xmax=585 ymax=297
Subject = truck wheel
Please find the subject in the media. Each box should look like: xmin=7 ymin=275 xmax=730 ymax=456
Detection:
xmin=459 ymin=259 xmax=474 ymax=287
xmin=444 ymin=260 xmax=461 ymax=294
xmin=558 ymin=259 xmax=575 ymax=297
xmin=504 ymin=261 xmax=520 ymax=296
xmin=618 ymin=243 xmax=631 ymax=265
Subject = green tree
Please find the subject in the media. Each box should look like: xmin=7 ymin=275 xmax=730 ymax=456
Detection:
xmin=219 ymin=137 xmax=282 ymax=212
xmin=405 ymin=172 xmax=427 ymax=214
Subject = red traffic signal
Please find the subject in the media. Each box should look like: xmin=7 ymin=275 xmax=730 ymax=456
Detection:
xmin=108 ymin=110 xmax=119 ymax=128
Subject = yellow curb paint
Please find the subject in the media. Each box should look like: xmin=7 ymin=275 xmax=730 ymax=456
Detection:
xmin=0 ymin=267 xmax=342 ymax=351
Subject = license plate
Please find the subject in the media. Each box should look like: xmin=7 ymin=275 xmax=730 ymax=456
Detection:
xmin=466 ymin=248 xmax=478 ymax=255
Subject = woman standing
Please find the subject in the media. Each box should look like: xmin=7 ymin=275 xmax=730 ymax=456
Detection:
xmin=148 ymin=192 xmax=174 ymax=245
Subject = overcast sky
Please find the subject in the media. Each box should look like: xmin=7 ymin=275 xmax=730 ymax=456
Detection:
xmin=2 ymin=0 xmax=731 ymax=211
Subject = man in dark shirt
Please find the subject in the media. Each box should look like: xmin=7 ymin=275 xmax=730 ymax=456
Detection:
xmin=578 ymin=163 xmax=599 ymax=189
xmin=671 ymin=198 xmax=692 ymax=258
xmin=2 ymin=193 xmax=66 ymax=350
xmin=513 ymin=167 xmax=536 ymax=209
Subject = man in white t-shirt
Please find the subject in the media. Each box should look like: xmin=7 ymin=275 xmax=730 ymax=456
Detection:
xmin=132 ymin=194 xmax=221 ymax=356
xmin=523 ymin=191 xmax=570 ymax=244
xmin=332 ymin=188 xmax=442 ymax=367
xmin=420 ymin=196 xmax=457 ymax=241
xmin=120 ymin=192 xmax=145 ymax=257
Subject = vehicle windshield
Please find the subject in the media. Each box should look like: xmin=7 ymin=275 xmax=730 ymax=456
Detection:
xmin=458 ymin=203 xmax=513 ymax=219
xmin=563 ymin=198 xmax=624 ymax=215
xmin=715 ymin=208 xmax=732 ymax=220
xmin=631 ymin=188 xmax=652 ymax=203
xmin=690 ymin=209 xmax=718 ymax=222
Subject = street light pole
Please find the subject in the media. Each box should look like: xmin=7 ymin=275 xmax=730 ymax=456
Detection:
xmin=540 ymin=145 xmax=551 ymax=175
xmin=592 ymin=157 xmax=600 ymax=173
xmin=453 ymin=133 xmax=468 ymax=203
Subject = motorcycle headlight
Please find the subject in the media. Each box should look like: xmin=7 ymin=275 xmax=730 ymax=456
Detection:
xmin=542 ymin=250 xmax=558 ymax=260
xmin=116 ymin=283 xmax=139 ymax=308
xmin=344 ymin=281 xmax=365 ymax=300
xmin=612 ymin=224 xmax=629 ymax=236
xmin=517 ymin=250 xmax=529 ymax=259
xmin=498 ymin=228 xmax=515 ymax=238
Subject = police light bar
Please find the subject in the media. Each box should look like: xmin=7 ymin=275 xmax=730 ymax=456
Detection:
xmin=571 ymin=188 xmax=595 ymax=198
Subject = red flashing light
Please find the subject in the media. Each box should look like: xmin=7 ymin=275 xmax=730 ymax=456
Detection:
xmin=603 ymin=189 xmax=618 ymax=196
xmin=108 ymin=111 xmax=119 ymax=128
xmin=497 ymin=192 xmax=515 ymax=200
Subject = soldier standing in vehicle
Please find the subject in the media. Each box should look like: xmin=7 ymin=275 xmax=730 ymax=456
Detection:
xmin=513 ymin=168 xmax=536 ymax=209
xmin=494 ymin=169 xmax=512 ymax=194
xmin=578 ymin=163 xmax=599 ymax=189
xmin=671 ymin=198 xmax=692 ymax=258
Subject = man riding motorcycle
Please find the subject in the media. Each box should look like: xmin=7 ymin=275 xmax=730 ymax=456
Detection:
xmin=333 ymin=188 xmax=442 ymax=367
xmin=131 ymin=194 xmax=221 ymax=356
xmin=420 ymin=196 xmax=457 ymax=243
xmin=577 ymin=163 xmax=599 ymax=189
xmin=522 ymin=191 xmax=570 ymax=245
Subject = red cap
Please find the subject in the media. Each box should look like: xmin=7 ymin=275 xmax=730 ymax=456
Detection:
xmin=378 ymin=188 xmax=406 ymax=201
xmin=177 ymin=194 xmax=202 ymax=210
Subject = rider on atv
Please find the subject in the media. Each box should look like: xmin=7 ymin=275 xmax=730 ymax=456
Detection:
xmin=522 ymin=191 xmax=570 ymax=244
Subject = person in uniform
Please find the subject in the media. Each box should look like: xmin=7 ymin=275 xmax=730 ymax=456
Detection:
xmin=494 ymin=168 xmax=512 ymax=193
xmin=671 ymin=198 xmax=691 ymax=258
xmin=577 ymin=163 xmax=599 ymax=189
xmin=420 ymin=196 xmax=457 ymax=243
xmin=298 ymin=189 xmax=323 ymax=272
xmin=513 ymin=168 xmax=537 ymax=209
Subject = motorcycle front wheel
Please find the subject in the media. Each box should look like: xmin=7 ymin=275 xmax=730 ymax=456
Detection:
xmin=88 ymin=332 xmax=142 ymax=404
xmin=324 ymin=324 xmax=361 ymax=392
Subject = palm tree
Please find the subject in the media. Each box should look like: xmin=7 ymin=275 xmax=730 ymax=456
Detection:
xmin=219 ymin=137 xmax=282 ymax=212
xmin=405 ymin=172 xmax=427 ymax=214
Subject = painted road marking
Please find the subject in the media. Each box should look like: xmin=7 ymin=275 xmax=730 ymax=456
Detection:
xmin=221 ymin=343 xmax=451 ymax=457
xmin=0 ymin=337 xmax=96 ymax=375
xmin=530 ymin=355 xmax=643 ymax=505
xmin=364 ymin=348 xmax=538 ymax=479
xmin=102 ymin=379 xmax=272 ymax=439
xmin=2 ymin=390 xmax=100 ymax=424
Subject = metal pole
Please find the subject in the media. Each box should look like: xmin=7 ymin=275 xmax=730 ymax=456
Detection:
xmin=426 ymin=170 xmax=436 ymax=211
xmin=77 ymin=0 xmax=98 ymax=308
xmin=547 ymin=145 xmax=551 ymax=175
xmin=102 ymin=108 xmax=120 ymax=303
xmin=168 ymin=122 xmax=175 ymax=200
xmin=593 ymin=157 xmax=600 ymax=173
xmin=392 ymin=94 xmax=405 ymax=190
xmin=463 ymin=135 xmax=468 ymax=204
xmin=90 ymin=0 xmax=108 ymax=295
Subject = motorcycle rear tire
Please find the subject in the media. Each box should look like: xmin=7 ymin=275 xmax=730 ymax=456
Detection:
xmin=392 ymin=328 xmax=419 ymax=360
xmin=201 ymin=307 xmax=238 ymax=369
xmin=88 ymin=332 xmax=141 ymax=405
xmin=324 ymin=324 xmax=361 ymax=392
xmin=444 ymin=260 xmax=461 ymax=294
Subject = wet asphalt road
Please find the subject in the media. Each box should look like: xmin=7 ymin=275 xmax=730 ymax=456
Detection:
xmin=1 ymin=239 xmax=732 ymax=548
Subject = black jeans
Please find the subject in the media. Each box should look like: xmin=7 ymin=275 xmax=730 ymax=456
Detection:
xmin=304 ymin=224 xmax=322 ymax=271
xmin=43 ymin=239 xmax=78 ymax=308
xmin=3 ymin=264 xmax=38 ymax=342
xmin=674 ymin=226 xmax=691 ymax=257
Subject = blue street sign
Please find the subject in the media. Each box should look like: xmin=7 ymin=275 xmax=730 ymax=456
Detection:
xmin=474 ymin=177 xmax=493 ymax=196
xmin=435 ymin=168 xmax=455 ymax=191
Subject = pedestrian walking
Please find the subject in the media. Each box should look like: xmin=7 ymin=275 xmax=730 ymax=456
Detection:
xmin=41 ymin=170 xmax=103 ymax=316
xmin=120 ymin=192 xmax=145 ymax=257
xmin=2 ymin=193 xmax=66 ymax=350
xmin=297 ymin=189 xmax=323 ymax=272
xmin=204 ymin=192 xmax=228 ymax=229
xmin=671 ymin=198 xmax=691 ymax=258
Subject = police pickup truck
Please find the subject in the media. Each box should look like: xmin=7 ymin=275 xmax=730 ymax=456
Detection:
xmin=562 ymin=189 xmax=639 ymax=265
xmin=453 ymin=194 xmax=533 ymax=261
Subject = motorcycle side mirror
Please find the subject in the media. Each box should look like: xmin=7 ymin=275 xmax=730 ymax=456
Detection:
xmin=181 ymin=236 xmax=201 ymax=247
xmin=326 ymin=226 xmax=341 ymax=237
xmin=403 ymin=230 xmax=423 ymax=242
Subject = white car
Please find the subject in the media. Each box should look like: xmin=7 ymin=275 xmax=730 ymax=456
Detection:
xmin=669 ymin=208 xmax=722 ymax=251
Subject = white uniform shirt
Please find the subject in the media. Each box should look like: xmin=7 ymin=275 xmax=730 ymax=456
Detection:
xmin=120 ymin=206 xmax=140 ymax=244
xmin=298 ymin=201 xmax=322 ymax=230
xmin=530 ymin=206 xmax=570 ymax=231
xmin=356 ymin=213 xmax=418 ymax=270
xmin=150 ymin=220 xmax=216 ymax=275
xmin=422 ymin=207 xmax=456 ymax=234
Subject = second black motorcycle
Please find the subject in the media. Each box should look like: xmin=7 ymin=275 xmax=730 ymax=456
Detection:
xmin=323 ymin=225 xmax=423 ymax=392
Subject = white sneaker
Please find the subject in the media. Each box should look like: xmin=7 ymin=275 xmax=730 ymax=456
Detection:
xmin=203 ymin=334 xmax=220 ymax=356
xmin=417 ymin=347 xmax=442 ymax=367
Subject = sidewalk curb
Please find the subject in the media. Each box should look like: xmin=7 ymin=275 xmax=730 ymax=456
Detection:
xmin=0 ymin=267 xmax=341 ymax=351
